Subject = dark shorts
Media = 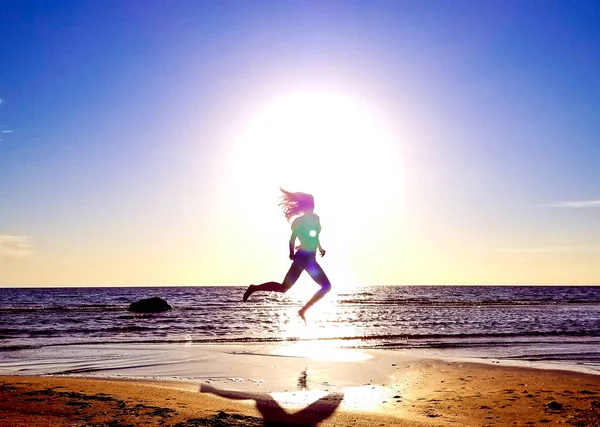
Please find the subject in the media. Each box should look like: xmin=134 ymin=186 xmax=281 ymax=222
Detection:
xmin=293 ymin=250 xmax=316 ymax=265
xmin=285 ymin=249 xmax=330 ymax=289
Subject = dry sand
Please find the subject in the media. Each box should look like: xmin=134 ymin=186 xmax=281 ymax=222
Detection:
xmin=1 ymin=356 xmax=599 ymax=426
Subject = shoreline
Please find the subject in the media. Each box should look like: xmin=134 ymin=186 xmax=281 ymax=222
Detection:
xmin=1 ymin=344 xmax=599 ymax=426
xmin=1 ymin=341 xmax=599 ymax=379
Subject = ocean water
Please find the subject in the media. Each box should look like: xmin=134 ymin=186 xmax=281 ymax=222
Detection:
xmin=1 ymin=285 xmax=599 ymax=370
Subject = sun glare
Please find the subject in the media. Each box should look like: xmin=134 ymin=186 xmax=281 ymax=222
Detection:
xmin=271 ymin=341 xmax=371 ymax=362
xmin=225 ymin=90 xmax=403 ymax=286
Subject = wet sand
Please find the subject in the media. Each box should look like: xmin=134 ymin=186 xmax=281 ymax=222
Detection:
xmin=1 ymin=348 xmax=599 ymax=426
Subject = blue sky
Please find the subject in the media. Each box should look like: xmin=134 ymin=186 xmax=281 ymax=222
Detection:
xmin=1 ymin=1 xmax=599 ymax=286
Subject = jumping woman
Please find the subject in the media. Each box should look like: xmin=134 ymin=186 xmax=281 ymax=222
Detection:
xmin=243 ymin=188 xmax=332 ymax=322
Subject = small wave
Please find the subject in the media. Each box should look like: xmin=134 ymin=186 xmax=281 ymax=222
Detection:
xmin=338 ymin=298 xmax=600 ymax=306
xmin=0 ymin=325 xmax=156 ymax=338
xmin=29 ymin=330 xmax=57 ymax=336
xmin=0 ymin=344 xmax=42 ymax=352
xmin=2 ymin=298 xmax=598 ymax=313
xmin=504 ymin=352 xmax=600 ymax=362
xmin=0 ymin=305 xmax=125 ymax=313
xmin=1 ymin=329 xmax=598 ymax=352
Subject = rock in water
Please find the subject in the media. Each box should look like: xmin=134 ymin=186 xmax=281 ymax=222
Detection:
xmin=546 ymin=401 xmax=563 ymax=410
xmin=128 ymin=297 xmax=172 ymax=313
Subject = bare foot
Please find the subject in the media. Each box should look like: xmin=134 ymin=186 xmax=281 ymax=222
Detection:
xmin=298 ymin=309 xmax=307 ymax=325
xmin=243 ymin=285 xmax=256 ymax=302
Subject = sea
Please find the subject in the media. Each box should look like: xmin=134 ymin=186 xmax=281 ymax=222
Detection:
xmin=1 ymin=285 xmax=600 ymax=374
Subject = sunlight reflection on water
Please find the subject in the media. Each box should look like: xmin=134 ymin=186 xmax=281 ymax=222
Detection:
xmin=275 ymin=299 xmax=371 ymax=362
xmin=271 ymin=341 xmax=371 ymax=362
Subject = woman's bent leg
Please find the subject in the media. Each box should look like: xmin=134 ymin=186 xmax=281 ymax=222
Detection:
xmin=243 ymin=260 xmax=304 ymax=302
xmin=298 ymin=262 xmax=331 ymax=320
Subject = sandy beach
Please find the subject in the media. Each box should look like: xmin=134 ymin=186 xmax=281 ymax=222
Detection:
xmin=1 ymin=345 xmax=599 ymax=426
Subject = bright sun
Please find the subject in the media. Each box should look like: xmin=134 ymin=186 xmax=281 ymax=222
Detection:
xmin=225 ymin=90 xmax=403 ymax=290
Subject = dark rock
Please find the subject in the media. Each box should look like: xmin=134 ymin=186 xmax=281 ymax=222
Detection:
xmin=546 ymin=401 xmax=563 ymax=410
xmin=128 ymin=297 xmax=172 ymax=313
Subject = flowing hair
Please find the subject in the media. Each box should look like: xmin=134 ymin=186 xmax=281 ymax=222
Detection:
xmin=279 ymin=188 xmax=315 ymax=221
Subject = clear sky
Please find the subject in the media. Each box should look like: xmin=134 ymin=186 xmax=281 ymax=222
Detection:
xmin=1 ymin=1 xmax=599 ymax=287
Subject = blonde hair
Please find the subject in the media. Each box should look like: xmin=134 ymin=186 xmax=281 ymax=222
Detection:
xmin=279 ymin=188 xmax=315 ymax=221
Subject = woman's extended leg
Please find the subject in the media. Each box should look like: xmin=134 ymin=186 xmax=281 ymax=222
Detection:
xmin=243 ymin=260 xmax=304 ymax=302
xmin=298 ymin=261 xmax=331 ymax=321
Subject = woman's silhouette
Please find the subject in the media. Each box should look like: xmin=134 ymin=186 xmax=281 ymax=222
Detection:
xmin=243 ymin=188 xmax=331 ymax=321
